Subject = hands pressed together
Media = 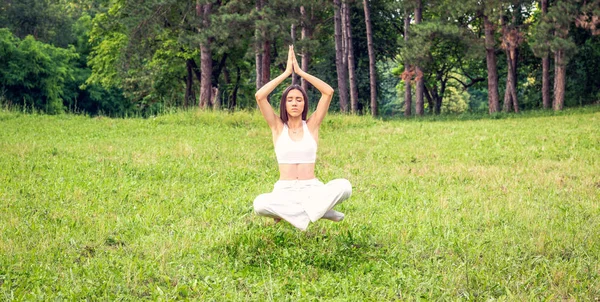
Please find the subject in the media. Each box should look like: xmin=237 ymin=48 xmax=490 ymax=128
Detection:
xmin=255 ymin=44 xmax=334 ymax=131
xmin=285 ymin=45 xmax=304 ymax=76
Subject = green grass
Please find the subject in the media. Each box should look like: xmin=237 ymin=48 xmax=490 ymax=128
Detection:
xmin=1 ymin=107 xmax=599 ymax=300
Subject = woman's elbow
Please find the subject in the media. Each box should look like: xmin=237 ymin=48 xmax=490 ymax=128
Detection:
xmin=324 ymin=87 xmax=334 ymax=97
xmin=255 ymin=92 xmax=263 ymax=102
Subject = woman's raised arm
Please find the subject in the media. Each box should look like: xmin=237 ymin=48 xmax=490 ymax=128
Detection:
xmin=292 ymin=52 xmax=334 ymax=128
xmin=255 ymin=46 xmax=294 ymax=131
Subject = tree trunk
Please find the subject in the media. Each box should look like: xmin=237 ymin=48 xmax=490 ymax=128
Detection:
xmin=223 ymin=66 xmax=231 ymax=108
xmin=300 ymin=6 xmax=312 ymax=92
xmin=510 ymin=47 xmax=519 ymax=112
xmin=404 ymin=12 xmax=412 ymax=117
xmin=438 ymin=77 xmax=449 ymax=115
xmin=541 ymin=0 xmax=551 ymax=109
xmin=200 ymin=43 xmax=212 ymax=109
xmin=414 ymin=0 xmax=424 ymax=116
xmin=229 ymin=66 xmax=240 ymax=111
xmin=503 ymin=20 xmax=511 ymax=112
xmin=261 ymin=39 xmax=271 ymax=89
xmin=255 ymin=0 xmax=263 ymax=90
xmin=503 ymin=52 xmax=513 ymax=112
xmin=213 ymin=54 xmax=228 ymax=85
xmin=212 ymin=87 xmax=220 ymax=110
xmin=363 ymin=0 xmax=377 ymax=116
xmin=503 ymin=50 xmax=519 ymax=113
xmin=414 ymin=70 xmax=424 ymax=115
xmin=255 ymin=49 xmax=263 ymax=89
xmin=189 ymin=59 xmax=202 ymax=82
xmin=423 ymin=84 xmax=435 ymax=114
xmin=435 ymin=96 xmax=442 ymax=114
xmin=431 ymin=84 xmax=441 ymax=115
xmin=553 ymin=49 xmax=565 ymax=110
xmin=542 ymin=54 xmax=551 ymax=109
xmin=334 ymin=0 xmax=349 ymax=112
xmin=484 ymin=14 xmax=500 ymax=114
xmin=199 ymin=3 xmax=213 ymax=109
xmin=345 ymin=0 xmax=359 ymax=114
xmin=503 ymin=49 xmax=518 ymax=112
xmin=341 ymin=1 xmax=348 ymax=67
xmin=185 ymin=59 xmax=195 ymax=107
xmin=502 ymin=14 xmax=520 ymax=113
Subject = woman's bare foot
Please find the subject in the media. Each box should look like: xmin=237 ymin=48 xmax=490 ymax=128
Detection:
xmin=321 ymin=210 xmax=345 ymax=222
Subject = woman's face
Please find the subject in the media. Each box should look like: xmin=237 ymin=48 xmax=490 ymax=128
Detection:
xmin=286 ymin=89 xmax=304 ymax=118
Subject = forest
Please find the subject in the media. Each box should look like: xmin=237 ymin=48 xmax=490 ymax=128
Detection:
xmin=0 ymin=0 xmax=599 ymax=117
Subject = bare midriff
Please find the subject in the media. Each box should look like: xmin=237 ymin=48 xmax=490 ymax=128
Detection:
xmin=278 ymin=163 xmax=316 ymax=180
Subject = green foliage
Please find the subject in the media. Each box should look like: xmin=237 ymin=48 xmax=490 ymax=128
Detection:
xmin=86 ymin=11 xmax=128 ymax=90
xmin=0 ymin=0 xmax=75 ymax=47
xmin=530 ymin=0 xmax=583 ymax=63
xmin=67 ymin=13 xmax=133 ymax=116
xmin=398 ymin=19 xmax=483 ymax=111
xmin=1 ymin=0 xmax=600 ymax=116
xmin=0 ymin=2 xmax=133 ymax=117
xmin=565 ymin=29 xmax=600 ymax=106
xmin=441 ymin=86 xmax=469 ymax=114
xmin=528 ymin=2 xmax=600 ymax=108
xmin=392 ymin=77 xmax=469 ymax=115
xmin=0 ymin=29 xmax=78 ymax=114
xmin=1 ymin=109 xmax=599 ymax=299
xmin=403 ymin=21 xmax=482 ymax=75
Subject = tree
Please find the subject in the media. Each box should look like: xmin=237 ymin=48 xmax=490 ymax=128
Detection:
xmin=299 ymin=5 xmax=314 ymax=92
xmin=551 ymin=0 xmax=600 ymax=110
xmin=549 ymin=1 xmax=578 ymax=111
xmin=363 ymin=0 xmax=377 ymax=116
xmin=255 ymin=0 xmax=264 ymax=90
xmin=501 ymin=5 xmax=525 ymax=113
xmin=87 ymin=0 xmax=189 ymax=110
xmin=344 ymin=0 xmax=359 ymax=114
xmin=414 ymin=0 xmax=424 ymax=116
xmin=403 ymin=21 xmax=483 ymax=114
xmin=4 ymin=0 xmax=600 ymax=117
xmin=541 ymin=0 xmax=551 ymax=109
xmin=334 ymin=0 xmax=349 ymax=112
xmin=0 ymin=0 xmax=74 ymax=47
xmin=198 ymin=1 xmax=214 ymax=109
xmin=483 ymin=13 xmax=501 ymax=114
xmin=438 ymin=0 xmax=502 ymax=114
xmin=403 ymin=11 xmax=412 ymax=117
xmin=531 ymin=0 xmax=598 ymax=110
xmin=86 ymin=0 xmax=261 ymax=112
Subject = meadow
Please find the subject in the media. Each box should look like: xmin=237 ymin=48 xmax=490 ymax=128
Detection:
xmin=1 ymin=107 xmax=599 ymax=300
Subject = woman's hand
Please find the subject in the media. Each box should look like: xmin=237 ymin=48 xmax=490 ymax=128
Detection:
xmin=291 ymin=49 xmax=304 ymax=76
xmin=285 ymin=45 xmax=294 ymax=76
xmin=255 ymin=45 xmax=296 ymax=132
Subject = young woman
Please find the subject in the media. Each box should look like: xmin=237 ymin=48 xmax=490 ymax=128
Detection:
xmin=253 ymin=46 xmax=352 ymax=231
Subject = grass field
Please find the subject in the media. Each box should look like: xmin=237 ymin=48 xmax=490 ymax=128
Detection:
xmin=1 ymin=107 xmax=599 ymax=300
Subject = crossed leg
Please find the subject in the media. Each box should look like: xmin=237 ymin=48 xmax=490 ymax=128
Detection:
xmin=253 ymin=178 xmax=352 ymax=231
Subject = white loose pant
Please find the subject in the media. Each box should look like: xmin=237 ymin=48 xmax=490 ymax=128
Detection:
xmin=253 ymin=178 xmax=352 ymax=231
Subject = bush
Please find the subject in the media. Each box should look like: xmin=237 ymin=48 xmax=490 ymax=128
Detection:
xmin=0 ymin=28 xmax=77 ymax=114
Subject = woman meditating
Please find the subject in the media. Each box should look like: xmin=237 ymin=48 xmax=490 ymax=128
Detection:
xmin=253 ymin=45 xmax=352 ymax=231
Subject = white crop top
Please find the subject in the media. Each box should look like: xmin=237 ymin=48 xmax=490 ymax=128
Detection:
xmin=275 ymin=121 xmax=317 ymax=164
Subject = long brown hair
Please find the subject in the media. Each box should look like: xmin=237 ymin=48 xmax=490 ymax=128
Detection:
xmin=279 ymin=85 xmax=309 ymax=124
